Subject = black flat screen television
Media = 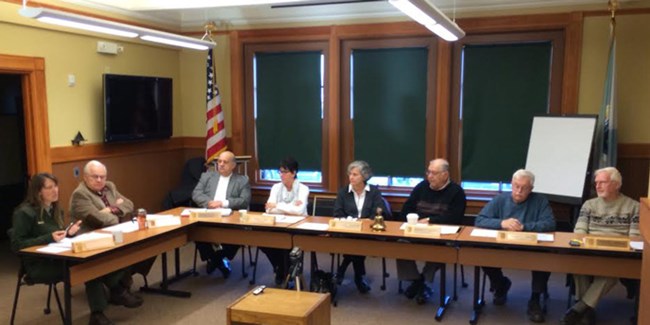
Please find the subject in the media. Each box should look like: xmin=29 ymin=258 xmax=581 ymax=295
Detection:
xmin=103 ymin=74 xmax=172 ymax=143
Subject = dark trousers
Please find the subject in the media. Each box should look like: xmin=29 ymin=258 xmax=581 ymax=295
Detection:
xmin=196 ymin=242 xmax=240 ymax=261
xmin=482 ymin=266 xmax=550 ymax=294
xmin=260 ymin=247 xmax=290 ymax=277
xmin=337 ymin=254 xmax=366 ymax=278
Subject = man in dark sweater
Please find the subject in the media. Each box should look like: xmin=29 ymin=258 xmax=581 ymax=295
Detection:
xmin=397 ymin=159 xmax=466 ymax=304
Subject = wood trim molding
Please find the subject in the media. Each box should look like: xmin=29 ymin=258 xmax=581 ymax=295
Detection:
xmin=0 ymin=53 xmax=51 ymax=174
xmin=50 ymin=136 xmax=207 ymax=163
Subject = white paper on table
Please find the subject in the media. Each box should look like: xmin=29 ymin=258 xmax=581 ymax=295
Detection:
xmin=71 ymin=232 xmax=113 ymax=242
xmin=146 ymin=214 xmax=175 ymax=220
xmin=537 ymin=233 xmax=555 ymax=242
xmin=630 ymin=241 xmax=644 ymax=250
xmin=269 ymin=215 xmax=305 ymax=224
xmin=103 ymin=221 xmax=139 ymax=233
xmin=470 ymin=228 xmax=498 ymax=238
xmin=48 ymin=237 xmax=72 ymax=249
xmin=180 ymin=208 xmax=232 ymax=216
xmin=37 ymin=246 xmax=71 ymax=253
xmin=398 ymin=223 xmax=460 ymax=235
xmin=296 ymin=222 xmax=329 ymax=231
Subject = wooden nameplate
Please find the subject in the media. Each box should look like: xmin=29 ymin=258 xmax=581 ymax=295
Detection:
xmin=147 ymin=216 xmax=181 ymax=228
xmin=71 ymin=235 xmax=115 ymax=253
xmin=404 ymin=224 xmax=441 ymax=238
xmin=240 ymin=213 xmax=276 ymax=225
xmin=496 ymin=231 xmax=538 ymax=245
xmin=328 ymin=219 xmax=363 ymax=232
xmin=583 ymin=235 xmax=631 ymax=251
xmin=190 ymin=210 xmax=222 ymax=219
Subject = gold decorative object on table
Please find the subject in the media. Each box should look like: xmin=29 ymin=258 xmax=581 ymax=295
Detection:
xmin=370 ymin=207 xmax=386 ymax=232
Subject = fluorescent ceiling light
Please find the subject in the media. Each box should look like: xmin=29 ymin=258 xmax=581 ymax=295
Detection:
xmin=140 ymin=35 xmax=209 ymax=50
xmin=69 ymin=0 xmax=306 ymax=11
xmin=389 ymin=0 xmax=465 ymax=42
xmin=18 ymin=7 xmax=215 ymax=50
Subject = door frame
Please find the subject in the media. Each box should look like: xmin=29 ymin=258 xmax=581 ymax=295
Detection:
xmin=0 ymin=54 xmax=51 ymax=175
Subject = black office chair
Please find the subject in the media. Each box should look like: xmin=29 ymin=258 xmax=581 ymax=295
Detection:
xmin=8 ymin=229 xmax=64 ymax=325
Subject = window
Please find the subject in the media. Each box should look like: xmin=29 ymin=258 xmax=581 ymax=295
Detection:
xmin=244 ymin=42 xmax=328 ymax=186
xmin=450 ymin=31 xmax=567 ymax=191
xmin=341 ymin=38 xmax=437 ymax=190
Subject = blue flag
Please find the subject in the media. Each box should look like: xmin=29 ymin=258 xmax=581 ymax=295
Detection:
xmin=595 ymin=18 xmax=617 ymax=169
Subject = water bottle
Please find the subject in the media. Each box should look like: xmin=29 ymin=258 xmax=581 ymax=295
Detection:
xmin=137 ymin=208 xmax=147 ymax=230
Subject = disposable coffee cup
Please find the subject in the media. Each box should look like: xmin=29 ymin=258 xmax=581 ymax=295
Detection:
xmin=406 ymin=213 xmax=419 ymax=225
xmin=112 ymin=230 xmax=124 ymax=244
xmin=239 ymin=209 xmax=247 ymax=218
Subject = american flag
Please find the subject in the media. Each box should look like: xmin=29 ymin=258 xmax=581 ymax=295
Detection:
xmin=205 ymin=49 xmax=227 ymax=163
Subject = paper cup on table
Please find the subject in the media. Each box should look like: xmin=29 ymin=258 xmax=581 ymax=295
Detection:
xmin=239 ymin=209 xmax=247 ymax=218
xmin=406 ymin=213 xmax=419 ymax=225
xmin=112 ymin=230 xmax=123 ymax=244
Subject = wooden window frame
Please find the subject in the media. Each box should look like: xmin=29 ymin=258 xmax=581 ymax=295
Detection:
xmin=243 ymin=41 xmax=330 ymax=191
xmin=340 ymin=37 xmax=437 ymax=194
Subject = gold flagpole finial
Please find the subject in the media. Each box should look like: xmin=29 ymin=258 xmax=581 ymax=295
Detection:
xmin=608 ymin=0 xmax=619 ymax=20
xmin=202 ymin=21 xmax=218 ymax=42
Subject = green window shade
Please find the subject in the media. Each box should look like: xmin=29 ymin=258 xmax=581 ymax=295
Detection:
xmin=352 ymin=48 xmax=428 ymax=177
xmin=461 ymin=42 xmax=552 ymax=182
xmin=256 ymin=51 xmax=322 ymax=171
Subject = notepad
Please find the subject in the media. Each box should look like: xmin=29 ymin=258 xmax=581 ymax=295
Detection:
xmin=103 ymin=221 xmax=139 ymax=233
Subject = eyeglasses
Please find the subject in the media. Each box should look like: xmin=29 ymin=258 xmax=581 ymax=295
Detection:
xmin=425 ymin=169 xmax=445 ymax=176
xmin=87 ymin=174 xmax=106 ymax=180
xmin=594 ymin=180 xmax=611 ymax=186
xmin=279 ymin=169 xmax=291 ymax=174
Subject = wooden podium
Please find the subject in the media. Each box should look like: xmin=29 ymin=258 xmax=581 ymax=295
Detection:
xmin=639 ymin=198 xmax=650 ymax=325
xmin=227 ymin=288 xmax=330 ymax=325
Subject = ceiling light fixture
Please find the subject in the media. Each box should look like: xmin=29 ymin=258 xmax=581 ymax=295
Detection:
xmin=18 ymin=7 xmax=216 ymax=50
xmin=389 ymin=0 xmax=465 ymax=41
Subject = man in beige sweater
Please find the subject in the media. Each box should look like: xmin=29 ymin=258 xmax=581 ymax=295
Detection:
xmin=560 ymin=167 xmax=640 ymax=325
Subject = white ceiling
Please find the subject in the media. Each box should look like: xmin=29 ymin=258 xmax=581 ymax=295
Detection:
xmin=60 ymin=0 xmax=639 ymax=31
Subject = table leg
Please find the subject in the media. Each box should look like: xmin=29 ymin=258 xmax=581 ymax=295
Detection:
xmin=63 ymin=261 xmax=72 ymax=325
xmin=167 ymin=247 xmax=197 ymax=285
xmin=140 ymin=253 xmax=191 ymax=298
xmin=469 ymin=266 xmax=483 ymax=325
xmin=435 ymin=265 xmax=451 ymax=321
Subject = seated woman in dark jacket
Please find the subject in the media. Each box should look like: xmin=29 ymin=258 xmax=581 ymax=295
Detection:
xmin=11 ymin=173 xmax=142 ymax=325
xmin=334 ymin=160 xmax=388 ymax=294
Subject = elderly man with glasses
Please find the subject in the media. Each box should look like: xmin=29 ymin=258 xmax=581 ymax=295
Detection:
xmin=475 ymin=169 xmax=555 ymax=323
xmin=397 ymin=158 xmax=466 ymax=304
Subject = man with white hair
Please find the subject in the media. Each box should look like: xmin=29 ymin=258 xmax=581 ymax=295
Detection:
xmin=560 ymin=167 xmax=640 ymax=325
xmin=475 ymin=169 xmax=555 ymax=323
xmin=398 ymin=158 xmax=466 ymax=304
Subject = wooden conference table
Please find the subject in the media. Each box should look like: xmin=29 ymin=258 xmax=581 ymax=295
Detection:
xmin=18 ymin=208 xmax=643 ymax=324
xmin=457 ymin=226 xmax=642 ymax=324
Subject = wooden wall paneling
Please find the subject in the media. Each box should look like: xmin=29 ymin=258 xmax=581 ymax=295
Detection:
xmin=617 ymin=143 xmax=650 ymax=201
xmin=53 ymin=149 xmax=190 ymax=222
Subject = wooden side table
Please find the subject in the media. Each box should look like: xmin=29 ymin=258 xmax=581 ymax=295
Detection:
xmin=227 ymin=288 xmax=330 ymax=325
